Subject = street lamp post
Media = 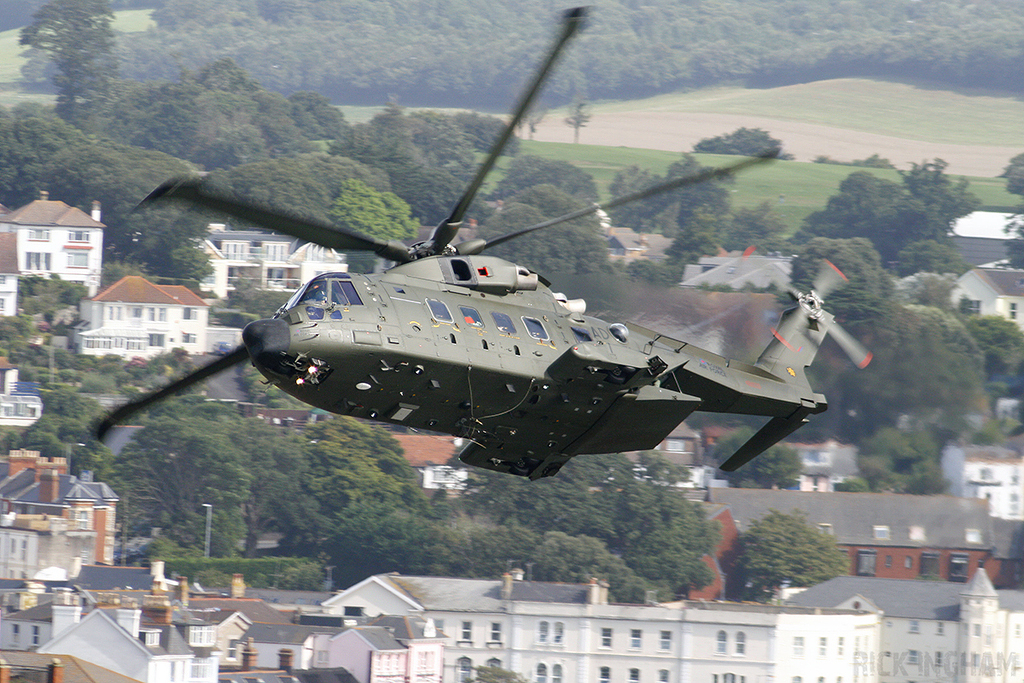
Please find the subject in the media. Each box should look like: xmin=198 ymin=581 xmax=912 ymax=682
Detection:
xmin=202 ymin=503 xmax=212 ymax=558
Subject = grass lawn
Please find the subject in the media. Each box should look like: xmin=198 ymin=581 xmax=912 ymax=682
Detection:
xmin=516 ymin=140 xmax=1020 ymax=229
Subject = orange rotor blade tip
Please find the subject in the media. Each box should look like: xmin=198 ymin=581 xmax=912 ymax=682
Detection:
xmin=742 ymin=245 xmax=756 ymax=259
xmin=825 ymin=259 xmax=848 ymax=281
xmin=858 ymin=352 xmax=873 ymax=369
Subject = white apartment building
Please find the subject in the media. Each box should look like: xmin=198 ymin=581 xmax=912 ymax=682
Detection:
xmin=322 ymin=574 xmax=880 ymax=683
xmin=202 ymin=225 xmax=348 ymax=299
xmin=791 ymin=569 xmax=1024 ymax=683
xmin=75 ymin=276 xmax=209 ymax=359
xmin=0 ymin=192 xmax=104 ymax=296
xmin=0 ymin=233 xmax=18 ymax=316
xmin=942 ymin=444 xmax=1024 ymax=521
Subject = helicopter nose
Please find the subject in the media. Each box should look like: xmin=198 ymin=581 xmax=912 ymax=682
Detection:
xmin=242 ymin=317 xmax=291 ymax=366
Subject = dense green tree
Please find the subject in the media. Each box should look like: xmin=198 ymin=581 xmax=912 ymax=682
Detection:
xmin=530 ymin=531 xmax=649 ymax=603
xmin=470 ymin=667 xmax=530 ymax=683
xmin=734 ymin=510 xmax=849 ymax=602
xmin=478 ymin=185 xmax=609 ymax=277
xmin=715 ymin=428 xmax=802 ymax=489
xmin=288 ymin=91 xmax=350 ymax=142
xmin=0 ymin=115 xmax=89 ymax=209
xmin=895 ymin=239 xmax=968 ymax=278
xmin=857 ymin=427 xmax=948 ymax=494
xmin=965 ymin=315 xmax=1024 ymax=378
xmin=1004 ymin=153 xmax=1024 ymax=197
xmin=721 ymin=201 xmax=788 ymax=253
xmin=491 ymin=155 xmax=598 ymax=203
xmin=693 ymin=127 xmax=793 ymax=159
xmin=20 ymin=0 xmax=116 ymax=126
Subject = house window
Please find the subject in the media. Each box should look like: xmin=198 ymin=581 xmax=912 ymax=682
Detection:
xmin=537 ymin=664 xmax=547 ymax=683
xmin=539 ymin=621 xmax=549 ymax=643
xmin=629 ymin=670 xmax=640 ymax=683
xmin=660 ymin=630 xmax=671 ymax=651
xmin=819 ymin=637 xmax=827 ymax=656
xmin=188 ymin=624 xmax=215 ymax=646
xmin=458 ymin=658 xmax=473 ymax=683
xmin=937 ymin=622 xmax=944 ymax=635
xmin=857 ymin=550 xmax=877 ymax=576
xmin=183 ymin=333 xmax=197 ymax=344
xmin=905 ymin=556 xmax=913 ymax=569
xmin=553 ymin=665 xmax=562 ymax=683
xmin=908 ymin=650 xmax=919 ymax=666
xmin=872 ymin=525 xmax=890 ymax=539
xmin=149 ymin=334 xmax=165 ymax=347
xmin=25 ymin=252 xmax=51 ymax=270
xmin=553 ymin=622 xmax=564 ymax=644
xmin=1012 ymin=303 xmax=1019 ymax=320
xmin=190 ymin=660 xmax=213 ymax=679
xmin=487 ymin=659 xmax=502 ymax=669
xmin=885 ymin=555 xmax=892 ymax=568
xmin=491 ymin=622 xmax=502 ymax=643
xmin=966 ymin=528 xmax=982 ymax=544
xmin=68 ymin=230 xmax=88 ymax=242
xmin=909 ymin=620 xmax=919 ymax=633
xmin=67 ymin=252 xmax=88 ymax=268
xmin=717 ymin=630 xmax=727 ymax=654
xmin=32 ymin=625 xmax=40 ymax=646
xmin=228 ymin=638 xmax=240 ymax=658
xmin=935 ymin=652 xmax=943 ymax=668
xmin=183 ymin=307 xmax=198 ymax=320
xmin=920 ymin=552 xmax=940 ymax=577
xmin=950 ymin=553 xmax=970 ymax=581
xmin=599 ymin=668 xmax=610 ymax=683
xmin=735 ymin=631 xmax=746 ymax=655
xmin=793 ymin=636 xmax=805 ymax=657
xmin=659 ymin=672 xmax=669 ymax=683
xmin=11 ymin=623 xmax=19 ymax=645
xmin=28 ymin=229 xmax=50 ymax=240
xmin=461 ymin=621 xmax=472 ymax=641
xmin=631 ymin=629 xmax=642 ymax=649
xmin=601 ymin=628 xmax=612 ymax=648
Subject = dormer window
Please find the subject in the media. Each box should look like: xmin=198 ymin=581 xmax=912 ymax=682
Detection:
xmin=144 ymin=630 xmax=160 ymax=647
xmin=189 ymin=624 xmax=215 ymax=647
xmin=872 ymin=525 xmax=890 ymax=540
xmin=966 ymin=528 xmax=982 ymax=544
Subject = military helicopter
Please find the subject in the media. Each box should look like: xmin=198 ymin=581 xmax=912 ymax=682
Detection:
xmin=98 ymin=7 xmax=870 ymax=479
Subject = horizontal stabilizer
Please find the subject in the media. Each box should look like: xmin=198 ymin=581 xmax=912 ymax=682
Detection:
xmin=718 ymin=408 xmax=812 ymax=471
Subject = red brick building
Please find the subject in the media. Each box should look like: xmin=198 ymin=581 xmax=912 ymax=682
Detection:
xmin=707 ymin=488 xmax=1022 ymax=597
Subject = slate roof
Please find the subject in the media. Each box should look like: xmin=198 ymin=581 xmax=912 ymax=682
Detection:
xmin=91 ymin=276 xmax=207 ymax=307
xmin=243 ymin=587 xmax=334 ymax=606
xmin=188 ymin=597 xmax=292 ymax=624
xmin=0 ymin=467 xmax=118 ymax=507
xmin=343 ymin=625 xmax=405 ymax=651
xmin=0 ymin=651 xmax=141 ymax=683
xmin=787 ymin=575 xmax=964 ymax=620
xmin=0 ymin=233 xmax=18 ymax=273
xmin=73 ymin=565 xmax=154 ymax=591
xmin=680 ymin=253 xmax=792 ymax=290
xmin=708 ymin=489 xmax=993 ymax=549
xmin=244 ymin=621 xmax=342 ymax=645
xmin=970 ymin=268 xmax=1024 ymax=298
xmin=368 ymin=614 xmax=440 ymax=640
xmin=1 ymin=199 xmax=104 ymax=228
xmin=385 ymin=575 xmax=590 ymax=611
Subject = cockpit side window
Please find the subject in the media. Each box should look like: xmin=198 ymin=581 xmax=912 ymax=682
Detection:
xmin=571 ymin=326 xmax=593 ymax=343
xmin=298 ymin=278 xmax=329 ymax=305
xmin=332 ymin=280 xmax=363 ymax=306
xmin=460 ymin=307 xmax=485 ymax=328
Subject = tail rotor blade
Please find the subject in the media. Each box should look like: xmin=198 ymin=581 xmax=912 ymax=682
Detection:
xmin=827 ymin=319 xmax=873 ymax=369
xmin=96 ymin=346 xmax=250 ymax=441
xmin=813 ymin=259 xmax=848 ymax=299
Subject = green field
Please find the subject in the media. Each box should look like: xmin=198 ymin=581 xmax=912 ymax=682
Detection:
xmin=515 ymin=140 xmax=1020 ymax=229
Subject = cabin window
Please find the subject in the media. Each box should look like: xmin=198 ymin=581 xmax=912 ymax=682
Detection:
xmin=492 ymin=312 xmax=517 ymax=334
xmin=427 ymin=299 xmax=454 ymax=323
xmin=571 ymin=326 xmax=593 ymax=343
xmin=461 ymin=307 xmax=485 ymax=327
xmin=523 ymin=317 xmax=549 ymax=341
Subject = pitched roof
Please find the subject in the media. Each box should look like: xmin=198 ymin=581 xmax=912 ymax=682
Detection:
xmin=188 ymin=597 xmax=292 ymax=624
xmin=1 ymin=199 xmax=104 ymax=228
xmin=787 ymin=575 xmax=964 ymax=620
xmin=0 ymin=233 xmax=18 ymax=274
xmin=708 ymin=489 xmax=993 ymax=549
xmin=0 ymin=651 xmax=142 ymax=683
xmin=971 ymin=268 xmax=1024 ymax=298
xmin=392 ymin=434 xmax=459 ymax=467
xmin=384 ymin=574 xmax=591 ymax=611
xmin=91 ymin=276 xmax=207 ymax=307
xmin=244 ymin=621 xmax=342 ymax=644
xmin=74 ymin=566 xmax=153 ymax=591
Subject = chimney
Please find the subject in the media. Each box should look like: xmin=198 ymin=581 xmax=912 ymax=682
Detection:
xmin=91 ymin=201 xmax=101 ymax=223
xmin=39 ymin=469 xmax=60 ymax=503
xmin=0 ymin=658 xmax=10 ymax=683
xmin=231 ymin=573 xmax=246 ymax=599
xmin=587 ymin=578 xmax=609 ymax=605
xmin=142 ymin=594 xmax=172 ymax=625
xmin=150 ymin=560 xmax=167 ymax=592
xmin=51 ymin=590 xmax=81 ymax=636
xmin=6 ymin=449 xmax=42 ymax=478
xmin=510 ymin=567 xmax=524 ymax=581
xmin=116 ymin=604 xmax=141 ymax=638
xmin=241 ymin=637 xmax=258 ymax=671
xmin=178 ymin=575 xmax=189 ymax=609
xmin=48 ymin=659 xmax=63 ymax=683
xmin=39 ymin=190 xmax=49 ymax=201
xmin=278 ymin=648 xmax=294 ymax=673
xmin=501 ymin=572 xmax=513 ymax=601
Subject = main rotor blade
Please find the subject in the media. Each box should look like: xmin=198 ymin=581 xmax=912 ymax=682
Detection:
xmin=140 ymin=178 xmax=414 ymax=263
xmin=96 ymin=345 xmax=250 ymax=442
xmin=463 ymin=150 xmax=778 ymax=253
xmin=425 ymin=7 xmax=588 ymax=256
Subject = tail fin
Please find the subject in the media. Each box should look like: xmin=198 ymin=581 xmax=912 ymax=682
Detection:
xmin=755 ymin=305 xmax=831 ymax=385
